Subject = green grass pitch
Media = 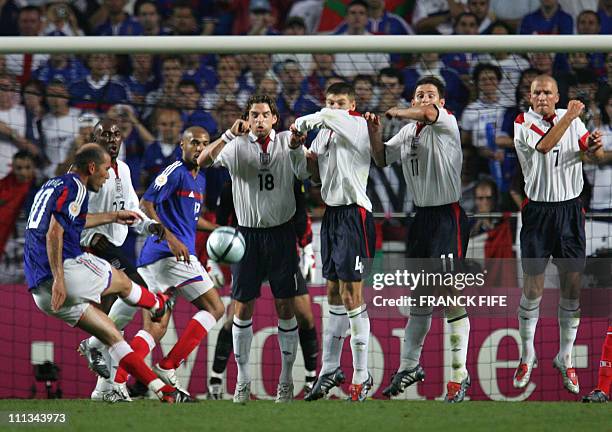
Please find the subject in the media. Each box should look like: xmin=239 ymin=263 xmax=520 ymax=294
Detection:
xmin=0 ymin=399 xmax=609 ymax=432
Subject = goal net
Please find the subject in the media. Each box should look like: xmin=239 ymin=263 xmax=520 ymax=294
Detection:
xmin=0 ymin=35 xmax=610 ymax=401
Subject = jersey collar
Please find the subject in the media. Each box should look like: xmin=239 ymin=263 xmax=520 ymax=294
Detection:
xmin=528 ymin=107 xmax=557 ymax=125
xmin=249 ymin=129 xmax=276 ymax=153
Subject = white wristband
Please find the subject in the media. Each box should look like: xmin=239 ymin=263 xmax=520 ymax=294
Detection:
xmin=222 ymin=130 xmax=236 ymax=143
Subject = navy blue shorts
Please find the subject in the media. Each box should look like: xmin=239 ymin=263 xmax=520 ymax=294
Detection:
xmin=406 ymin=202 xmax=469 ymax=260
xmin=231 ymin=221 xmax=300 ymax=302
xmin=321 ymin=204 xmax=376 ymax=282
xmin=520 ymin=197 xmax=586 ymax=275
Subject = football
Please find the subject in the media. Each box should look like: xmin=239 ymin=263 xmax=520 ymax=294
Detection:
xmin=206 ymin=226 xmax=246 ymax=264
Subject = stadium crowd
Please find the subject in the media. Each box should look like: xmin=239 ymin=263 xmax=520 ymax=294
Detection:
xmin=0 ymin=0 xmax=611 ymax=267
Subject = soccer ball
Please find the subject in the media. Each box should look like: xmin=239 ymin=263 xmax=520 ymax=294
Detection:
xmin=206 ymin=227 xmax=246 ymax=264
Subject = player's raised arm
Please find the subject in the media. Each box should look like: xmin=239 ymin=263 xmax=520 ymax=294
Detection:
xmin=365 ymin=112 xmax=385 ymax=167
xmin=294 ymin=108 xmax=359 ymax=142
xmin=198 ymin=119 xmax=249 ymax=167
xmin=46 ymin=214 xmax=66 ymax=311
xmin=287 ymin=125 xmax=313 ymax=180
xmin=385 ymin=104 xmax=439 ymax=124
xmin=84 ymin=210 xmax=142 ymax=228
xmin=534 ymin=100 xmax=585 ymax=154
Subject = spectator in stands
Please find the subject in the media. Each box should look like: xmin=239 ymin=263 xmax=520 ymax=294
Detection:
xmin=301 ymin=53 xmax=338 ymax=104
xmin=555 ymin=52 xmax=593 ymax=105
xmin=120 ymin=53 xmax=157 ymax=115
xmin=169 ymin=1 xmax=201 ymax=35
xmin=441 ymin=12 xmax=482 ymax=82
xmin=258 ymin=75 xmax=280 ymax=97
xmin=0 ymin=73 xmax=37 ymax=178
xmin=105 ymin=104 xmax=154 ymax=191
xmin=275 ymin=59 xmax=320 ymax=129
xmin=489 ymin=0 xmax=539 ymax=31
xmin=481 ymin=21 xmax=532 ymax=107
xmin=41 ymin=79 xmax=80 ymax=178
xmin=135 ymin=0 xmax=168 ymax=36
xmin=334 ymin=0 xmax=414 ymax=35
xmin=333 ymin=0 xmax=390 ymax=79
xmin=469 ymin=178 xmax=499 ymax=236
xmin=202 ymin=55 xmax=250 ymax=110
xmin=142 ymin=106 xmax=183 ymax=187
xmin=402 ymin=52 xmax=469 ymax=116
xmin=576 ymin=10 xmax=607 ymax=79
xmin=412 ymin=0 xmax=465 ymax=34
xmin=22 ymin=79 xmax=45 ymax=153
xmin=242 ymin=53 xmax=275 ymax=92
xmin=568 ymin=70 xmax=600 ymax=128
xmin=468 ymin=0 xmax=494 ymax=33
xmin=144 ymin=55 xmax=183 ymax=119
xmin=94 ymin=0 xmax=142 ymax=35
xmin=354 ymin=74 xmax=377 ymax=113
xmin=461 ymin=64 xmax=509 ymax=190
xmin=0 ymin=0 xmax=19 ymax=36
xmin=54 ymin=112 xmax=99 ymax=176
xmin=199 ymin=0 xmax=236 ymax=35
xmin=182 ymin=54 xmax=217 ymax=93
xmin=460 ymin=145 xmax=479 ymax=213
xmin=0 ymin=151 xmax=36 ymax=258
xmin=519 ymin=0 xmax=573 ymax=34
xmin=272 ymin=16 xmax=313 ymax=76
xmin=376 ymin=67 xmax=410 ymax=141
xmin=177 ymin=79 xmax=218 ymax=136
xmin=599 ymin=0 xmax=612 ymax=34
xmin=32 ymin=54 xmax=88 ymax=85
xmin=43 ymin=2 xmax=84 ymax=36
xmin=5 ymin=6 xmax=47 ymax=86
xmin=287 ymin=0 xmax=323 ymax=34
xmin=245 ymin=0 xmax=280 ymax=35
xmin=528 ymin=52 xmax=554 ymax=75
xmin=584 ymin=92 xmax=612 ymax=212
xmin=69 ymin=54 xmax=129 ymax=113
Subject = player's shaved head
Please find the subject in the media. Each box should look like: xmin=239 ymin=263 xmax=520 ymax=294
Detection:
xmin=531 ymin=75 xmax=558 ymax=93
xmin=182 ymin=126 xmax=209 ymax=141
xmin=73 ymin=143 xmax=109 ymax=171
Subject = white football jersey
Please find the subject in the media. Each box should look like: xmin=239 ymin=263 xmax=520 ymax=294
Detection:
xmin=585 ymin=125 xmax=612 ymax=210
xmin=81 ymin=159 xmax=152 ymax=247
xmin=294 ymin=108 xmax=372 ymax=212
xmin=514 ymin=108 xmax=589 ymax=202
xmin=215 ymin=129 xmax=296 ymax=228
xmin=384 ymin=106 xmax=462 ymax=207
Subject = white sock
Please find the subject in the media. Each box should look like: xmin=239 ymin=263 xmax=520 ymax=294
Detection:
xmin=320 ymin=304 xmax=349 ymax=375
xmin=232 ymin=317 xmax=253 ymax=384
xmin=518 ymin=293 xmax=541 ymax=364
xmin=446 ymin=308 xmax=470 ymax=383
xmin=278 ymin=317 xmax=298 ymax=385
xmin=399 ymin=306 xmax=433 ymax=371
xmin=348 ymin=305 xmax=370 ymax=384
xmin=558 ymin=297 xmax=580 ymax=368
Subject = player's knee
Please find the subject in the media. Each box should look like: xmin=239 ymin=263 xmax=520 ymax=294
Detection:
xmin=209 ymin=300 xmax=225 ymax=322
xmin=275 ymin=298 xmax=295 ymax=320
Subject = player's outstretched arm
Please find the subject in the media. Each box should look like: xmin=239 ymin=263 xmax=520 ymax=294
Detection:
xmin=287 ymin=125 xmax=313 ymax=180
xmin=365 ymin=112 xmax=386 ymax=167
xmin=385 ymin=105 xmax=439 ymax=124
xmin=46 ymin=215 xmax=66 ymax=311
xmin=84 ymin=210 xmax=142 ymax=228
xmin=534 ymin=100 xmax=584 ymax=154
xmin=294 ymin=108 xmax=357 ymax=141
xmin=198 ymin=119 xmax=249 ymax=167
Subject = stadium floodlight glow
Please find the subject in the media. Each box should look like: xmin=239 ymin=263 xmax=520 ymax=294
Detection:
xmin=0 ymin=35 xmax=610 ymax=54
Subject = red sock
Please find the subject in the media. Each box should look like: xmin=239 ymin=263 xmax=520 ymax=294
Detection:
xmin=124 ymin=283 xmax=158 ymax=309
xmin=118 ymin=351 xmax=158 ymax=386
xmin=159 ymin=319 xmax=207 ymax=370
xmin=115 ymin=335 xmax=152 ymax=384
xmin=597 ymin=326 xmax=612 ymax=396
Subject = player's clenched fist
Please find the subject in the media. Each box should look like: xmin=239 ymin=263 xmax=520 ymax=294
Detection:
xmin=115 ymin=210 xmax=143 ymax=225
xmin=230 ymin=119 xmax=250 ymax=136
xmin=364 ymin=112 xmax=381 ymax=133
xmin=566 ymin=100 xmax=585 ymax=120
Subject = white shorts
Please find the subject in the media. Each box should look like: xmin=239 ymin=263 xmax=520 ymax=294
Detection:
xmin=138 ymin=255 xmax=214 ymax=302
xmin=31 ymin=253 xmax=113 ymax=327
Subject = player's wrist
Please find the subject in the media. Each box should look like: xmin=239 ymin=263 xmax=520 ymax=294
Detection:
xmin=222 ymin=129 xmax=236 ymax=143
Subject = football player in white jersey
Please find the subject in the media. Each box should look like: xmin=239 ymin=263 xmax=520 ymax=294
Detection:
xmin=289 ymin=82 xmax=376 ymax=402
xmin=77 ymin=119 xmax=167 ymax=402
xmin=198 ymin=94 xmax=302 ymax=403
xmin=512 ymin=75 xmax=603 ymax=394
xmin=367 ymin=76 xmax=472 ymax=403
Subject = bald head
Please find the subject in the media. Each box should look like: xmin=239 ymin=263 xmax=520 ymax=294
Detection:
xmin=530 ymin=74 xmax=559 ymax=116
xmin=74 ymin=143 xmax=109 ymax=170
xmin=181 ymin=126 xmax=209 ymax=168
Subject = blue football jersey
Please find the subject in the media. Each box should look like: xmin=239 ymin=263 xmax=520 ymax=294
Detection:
xmin=138 ymin=161 xmax=206 ymax=267
xmin=24 ymin=173 xmax=88 ymax=288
